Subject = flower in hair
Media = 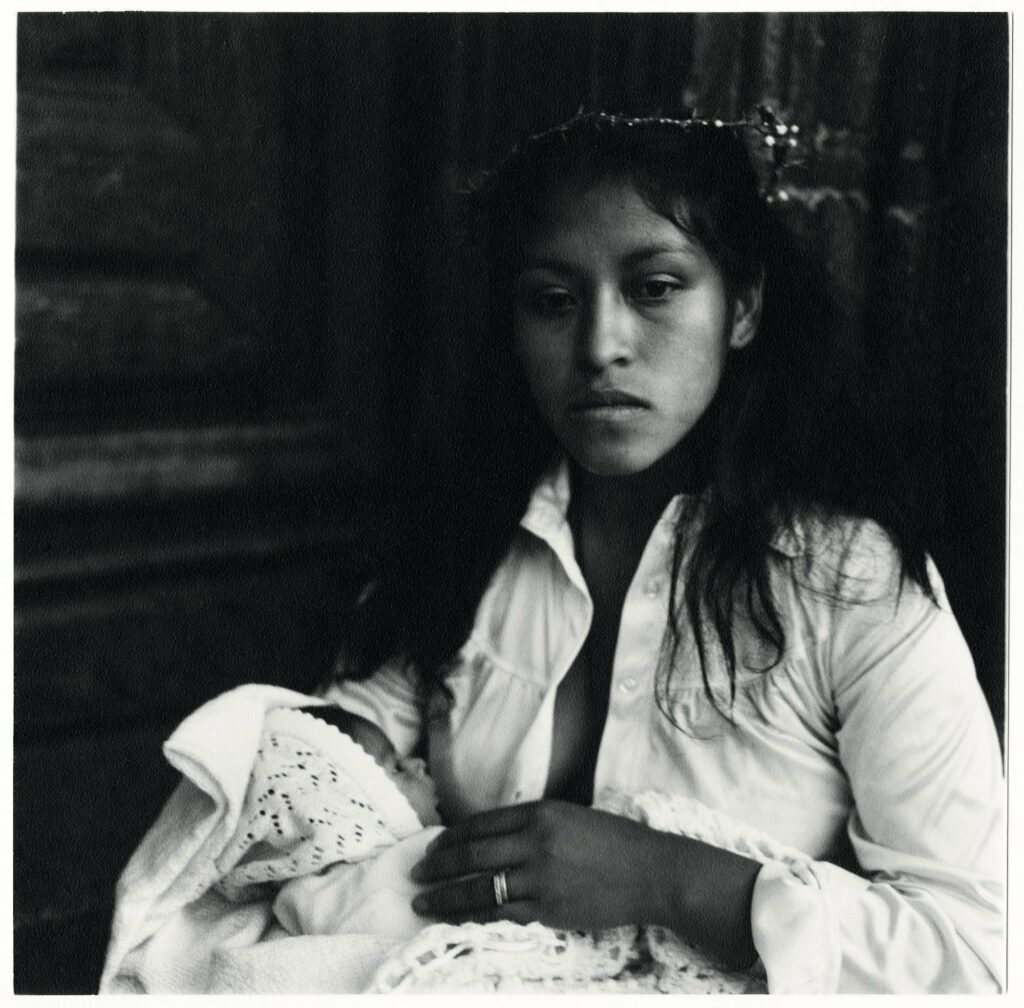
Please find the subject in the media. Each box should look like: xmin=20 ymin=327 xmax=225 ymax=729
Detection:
xmin=465 ymin=107 xmax=805 ymax=210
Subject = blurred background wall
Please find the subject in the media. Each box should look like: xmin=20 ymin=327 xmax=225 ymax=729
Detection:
xmin=14 ymin=12 xmax=1008 ymax=992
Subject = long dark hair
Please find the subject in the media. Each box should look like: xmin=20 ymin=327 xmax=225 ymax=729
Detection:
xmin=336 ymin=112 xmax=935 ymax=721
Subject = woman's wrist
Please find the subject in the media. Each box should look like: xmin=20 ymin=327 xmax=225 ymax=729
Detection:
xmin=644 ymin=828 xmax=761 ymax=969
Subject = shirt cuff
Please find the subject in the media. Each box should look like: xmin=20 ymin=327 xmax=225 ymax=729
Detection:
xmin=750 ymin=860 xmax=844 ymax=994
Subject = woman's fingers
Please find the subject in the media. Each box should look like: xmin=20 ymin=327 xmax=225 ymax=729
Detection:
xmin=424 ymin=802 xmax=537 ymax=853
xmin=412 ymin=866 xmax=532 ymax=919
xmin=412 ymin=830 xmax=527 ymax=883
xmin=409 ymin=804 xmax=547 ymax=924
xmin=410 ymin=800 xmax=664 ymax=931
xmin=411 ymin=802 xmax=542 ymax=883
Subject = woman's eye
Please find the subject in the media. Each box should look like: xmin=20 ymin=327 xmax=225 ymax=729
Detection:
xmin=525 ymin=287 xmax=576 ymax=316
xmin=631 ymin=277 xmax=684 ymax=303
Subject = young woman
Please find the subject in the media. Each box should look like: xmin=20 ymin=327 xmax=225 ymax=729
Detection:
xmin=321 ymin=113 xmax=1004 ymax=992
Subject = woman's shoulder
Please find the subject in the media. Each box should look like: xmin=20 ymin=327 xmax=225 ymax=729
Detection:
xmin=771 ymin=509 xmax=894 ymax=559
xmin=765 ymin=511 xmax=972 ymax=712
xmin=769 ymin=509 xmax=938 ymax=609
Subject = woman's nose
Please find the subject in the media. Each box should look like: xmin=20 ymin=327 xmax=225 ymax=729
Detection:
xmin=578 ymin=288 xmax=635 ymax=370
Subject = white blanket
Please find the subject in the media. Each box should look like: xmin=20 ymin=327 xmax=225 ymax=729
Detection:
xmin=101 ymin=685 xmax=438 ymax=993
xmin=101 ymin=684 xmax=822 ymax=994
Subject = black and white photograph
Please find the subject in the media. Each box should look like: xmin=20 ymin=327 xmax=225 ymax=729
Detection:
xmin=12 ymin=9 xmax=1009 ymax=995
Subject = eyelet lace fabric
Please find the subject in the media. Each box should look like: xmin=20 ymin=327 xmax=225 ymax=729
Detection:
xmin=369 ymin=789 xmax=816 ymax=993
xmin=213 ymin=707 xmax=421 ymax=903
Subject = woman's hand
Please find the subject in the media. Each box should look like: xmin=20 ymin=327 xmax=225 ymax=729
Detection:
xmin=409 ymin=799 xmax=762 ymax=968
xmin=409 ymin=799 xmax=677 ymax=931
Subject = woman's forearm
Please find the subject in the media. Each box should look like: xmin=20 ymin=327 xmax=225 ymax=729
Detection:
xmin=642 ymin=828 xmax=761 ymax=968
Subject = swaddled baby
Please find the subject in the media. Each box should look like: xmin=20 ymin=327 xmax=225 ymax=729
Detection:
xmin=213 ymin=705 xmax=772 ymax=994
xmin=102 ymin=689 xmax=784 ymax=994
xmin=211 ymin=708 xmax=653 ymax=991
xmin=214 ymin=705 xmax=444 ymax=943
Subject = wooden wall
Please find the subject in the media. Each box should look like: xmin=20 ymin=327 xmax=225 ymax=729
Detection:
xmin=14 ymin=13 xmax=378 ymax=991
xmin=14 ymin=12 xmax=1007 ymax=992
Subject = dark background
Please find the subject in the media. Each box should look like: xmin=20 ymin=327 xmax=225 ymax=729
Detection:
xmin=14 ymin=12 xmax=1008 ymax=993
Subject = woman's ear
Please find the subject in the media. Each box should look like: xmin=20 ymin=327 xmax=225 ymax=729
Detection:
xmin=728 ymin=275 xmax=764 ymax=350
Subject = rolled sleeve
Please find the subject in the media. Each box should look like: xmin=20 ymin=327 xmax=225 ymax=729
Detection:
xmin=319 ymin=658 xmax=424 ymax=758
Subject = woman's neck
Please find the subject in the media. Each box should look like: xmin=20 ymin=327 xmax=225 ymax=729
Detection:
xmin=568 ymin=439 xmax=702 ymax=550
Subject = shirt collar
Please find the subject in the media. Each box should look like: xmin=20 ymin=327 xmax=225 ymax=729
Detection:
xmin=519 ymin=459 xmax=572 ymax=538
xmin=519 ymin=459 xmax=689 ymax=539
xmin=519 ymin=459 xmax=806 ymax=561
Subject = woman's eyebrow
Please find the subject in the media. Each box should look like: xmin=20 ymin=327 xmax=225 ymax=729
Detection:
xmin=518 ymin=241 xmax=699 ymax=276
xmin=517 ymin=256 xmax=575 ymax=275
xmin=620 ymin=241 xmax=700 ymax=268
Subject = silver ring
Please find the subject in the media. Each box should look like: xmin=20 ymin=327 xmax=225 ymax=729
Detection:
xmin=493 ymin=870 xmax=509 ymax=907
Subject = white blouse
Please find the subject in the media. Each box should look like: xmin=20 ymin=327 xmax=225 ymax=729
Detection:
xmin=324 ymin=464 xmax=1004 ymax=993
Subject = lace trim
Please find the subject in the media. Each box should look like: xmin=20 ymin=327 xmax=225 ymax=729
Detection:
xmin=371 ymin=921 xmax=640 ymax=993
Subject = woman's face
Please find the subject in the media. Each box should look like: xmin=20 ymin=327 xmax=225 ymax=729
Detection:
xmin=512 ymin=178 xmax=759 ymax=477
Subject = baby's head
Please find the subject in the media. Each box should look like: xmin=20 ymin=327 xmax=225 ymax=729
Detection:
xmin=347 ymin=716 xmax=443 ymax=827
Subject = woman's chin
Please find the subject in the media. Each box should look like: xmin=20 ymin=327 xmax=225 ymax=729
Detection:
xmin=567 ymin=443 xmax=666 ymax=478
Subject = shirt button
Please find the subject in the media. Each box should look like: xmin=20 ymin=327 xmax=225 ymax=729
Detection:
xmin=618 ymin=676 xmax=638 ymax=693
xmin=644 ymin=578 xmax=662 ymax=598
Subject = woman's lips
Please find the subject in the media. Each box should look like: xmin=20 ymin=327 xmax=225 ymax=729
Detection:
xmin=569 ymin=388 xmax=650 ymax=417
